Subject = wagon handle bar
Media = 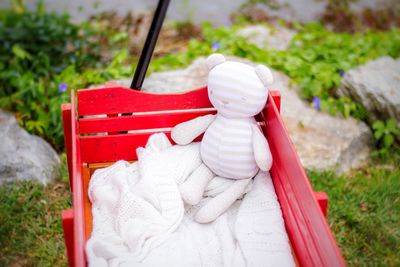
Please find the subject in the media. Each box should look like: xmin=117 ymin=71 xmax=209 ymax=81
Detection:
xmin=130 ymin=0 xmax=170 ymax=90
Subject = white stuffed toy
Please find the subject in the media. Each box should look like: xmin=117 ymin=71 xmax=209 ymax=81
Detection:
xmin=171 ymin=54 xmax=273 ymax=223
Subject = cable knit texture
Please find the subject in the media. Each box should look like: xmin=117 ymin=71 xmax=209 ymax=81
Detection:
xmin=86 ymin=133 xmax=295 ymax=267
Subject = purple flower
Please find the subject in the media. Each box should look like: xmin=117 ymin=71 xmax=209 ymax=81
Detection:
xmin=211 ymin=41 xmax=221 ymax=51
xmin=338 ymin=69 xmax=345 ymax=77
xmin=58 ymin=83 xmax=68 ymax=93
xmin=224 ymin=20 xmax=231 ymax=27
xmin=312 ymin=96 xmax=321 ymax=110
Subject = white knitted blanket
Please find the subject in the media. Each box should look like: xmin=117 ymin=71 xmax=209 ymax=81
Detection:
xmin=86 ymin=133 xmax=295 ymax=267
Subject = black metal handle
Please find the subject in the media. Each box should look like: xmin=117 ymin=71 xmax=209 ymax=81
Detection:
xmin=130 ymin=0 xmax=170 ymax=90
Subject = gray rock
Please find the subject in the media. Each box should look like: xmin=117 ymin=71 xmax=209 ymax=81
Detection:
xmin=338 ymin=57 xmax=400 ymax=122
xmin=0 ymin=110 xmax=61 ymax=184
xmin=116 ymin=58 xmax=210 ymax=93
xmin=146 ymin=58 xmax=210 ymax=93
xmin=237 ymin=25 xmax=296 ymax=51
xmin=275 ymin=72 xmax=372 ymax=173
xmin=114 ymin=57 xmax=372 ymax=172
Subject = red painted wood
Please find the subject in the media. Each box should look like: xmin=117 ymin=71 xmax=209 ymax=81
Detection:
xmin=315 ymin=191 xmax=329 ymax=218
xmin=70 ymin=90 xmax=87 ymax=267
xmin=62 ymin=103 xmax=73 ymax=190
xmin=270 ymin=90 xmax=281 ymax=113
xmin=77 ymin=86 xmax=212 ymax=116
xmin=272 ymin=172 xmax=314 ymax=265
xmin=62 ymin=209 xmax=74 ymax=267
xmin=79 ymin=109 xmax=216 ymax=134
xmin=80 ymin=131 xmax=172 ymax=163
xmin=62 ymin=86 xmax=345 ymax=267
xmin=264 ymin=94 xmax=345 ymax=267
xmin=106 ymin=113 xmax=119 ymax=135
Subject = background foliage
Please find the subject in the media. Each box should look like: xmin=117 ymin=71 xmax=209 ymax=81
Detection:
xmin=1 ymin=4 xmax=399 ymax=151
xmin=0 ymin=2 xmax=399 ymax=266
xmin=151 ymin=22 xmax=400 ymax=122
xmin=0 ymin=4 xmax=131 ymax=150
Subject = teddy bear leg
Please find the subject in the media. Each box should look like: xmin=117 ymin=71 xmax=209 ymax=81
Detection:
xmin=179 ymin=163 xmax=214 ymax=205
xmin=195 ymin=178 xmax=252 ymax=224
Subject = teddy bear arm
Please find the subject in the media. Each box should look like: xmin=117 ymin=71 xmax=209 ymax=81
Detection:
xmin=171 ymin=114 xmax=216 ymax=145
xmin=251 ymin=124 xmax=273 ymax=171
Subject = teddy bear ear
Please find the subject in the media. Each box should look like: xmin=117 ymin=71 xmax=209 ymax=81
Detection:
xmin=255 ymin=64 xmax=274 ymax=86
xmin=206 ymin=53 xmax=226 ymax=70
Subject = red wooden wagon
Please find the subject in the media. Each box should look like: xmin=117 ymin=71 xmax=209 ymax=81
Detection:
xmin=61 ymin=84 xmax=345 ymax=267
xmin=60 ymin=1 xmax=345 ymax=265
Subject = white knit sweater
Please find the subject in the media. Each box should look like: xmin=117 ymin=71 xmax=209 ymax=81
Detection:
xmin=86 ymin=133 xmax=295 ymax=267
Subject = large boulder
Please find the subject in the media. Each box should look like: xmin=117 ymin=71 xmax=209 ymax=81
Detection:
xmin=115 ymin=57 xmax=372 ymax=173
xmin=0 ymin=110 xmax=61 ymax=184
xmin=275 ymin=71 xmax=372 ymax=173
xmin=338 ymin=57 xmax=400 ymax=123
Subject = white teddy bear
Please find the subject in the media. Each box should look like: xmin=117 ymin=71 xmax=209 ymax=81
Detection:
xmin=171 ymin=54 xmax=274 ymax=223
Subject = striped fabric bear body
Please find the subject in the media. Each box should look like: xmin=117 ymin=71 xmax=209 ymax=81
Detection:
xmin=200 ymin=59 xmax=270 ymax=180
xmin=201 ymin=115 xmax=259 ymax=179
xmin=171 ymin=54 xmax=274 ymax=223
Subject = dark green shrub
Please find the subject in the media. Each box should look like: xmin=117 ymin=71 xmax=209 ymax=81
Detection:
xmin=0 ymin=4 xmax=103 ymax=150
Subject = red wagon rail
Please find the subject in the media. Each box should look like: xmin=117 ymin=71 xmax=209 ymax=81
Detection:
xmin=61 ymin=85 xmax=346 ymax=267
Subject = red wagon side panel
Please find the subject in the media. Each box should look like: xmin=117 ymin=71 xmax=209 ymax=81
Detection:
xmin=264 ymin=93 xmax=345 ymax=267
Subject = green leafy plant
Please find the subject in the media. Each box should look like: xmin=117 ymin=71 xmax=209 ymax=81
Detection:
xmin=150 ymin=22 xmax=399 ymax=121
xmin=0 ymin=6 xmax=100 ymax=87
xmin=0 ymin=3 xmax=132 ymax=150
xmin=1 ymin=4 xmax=400 ymax=152
xmin=372 ymin=119 xmax=400 ymax=151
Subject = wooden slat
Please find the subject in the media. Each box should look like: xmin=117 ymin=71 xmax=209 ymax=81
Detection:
xmin=80 ymin=131 xmax=172 ymax=163
xmin=270 ymin=90 xmax=281 ymax=113
xmin=77 ymin=86 xmax=212 ymax=116
xmin=87 ymin=161 xmax=132 ymax=169
xmin=79 ymin=130 xmax=204 ymax=163
xmin=315 ymin=191 xmax=329 ymax=218
xmin=62 ymin=103 xmax=73 ymax=190
xmin=61 ymin=209 xmax=74 ymax=267
xmin=82 ymin=166 xmax=92 ymax=238
xmin=264 ymin=93 xmax=345 ymax=267
xmin=272 ymin=173 xmax=313 ymax=266
xmin=70 ymin=90 xmax=87 ymax=267
xmin=79 ymin=109 xmax=216 ymax=134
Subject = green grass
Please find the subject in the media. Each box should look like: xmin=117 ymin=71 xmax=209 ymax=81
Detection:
xmin=308 ymin=152 xmax=400 ymax=266
xmin=0 ymin=180 xmax=71 ymax=267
